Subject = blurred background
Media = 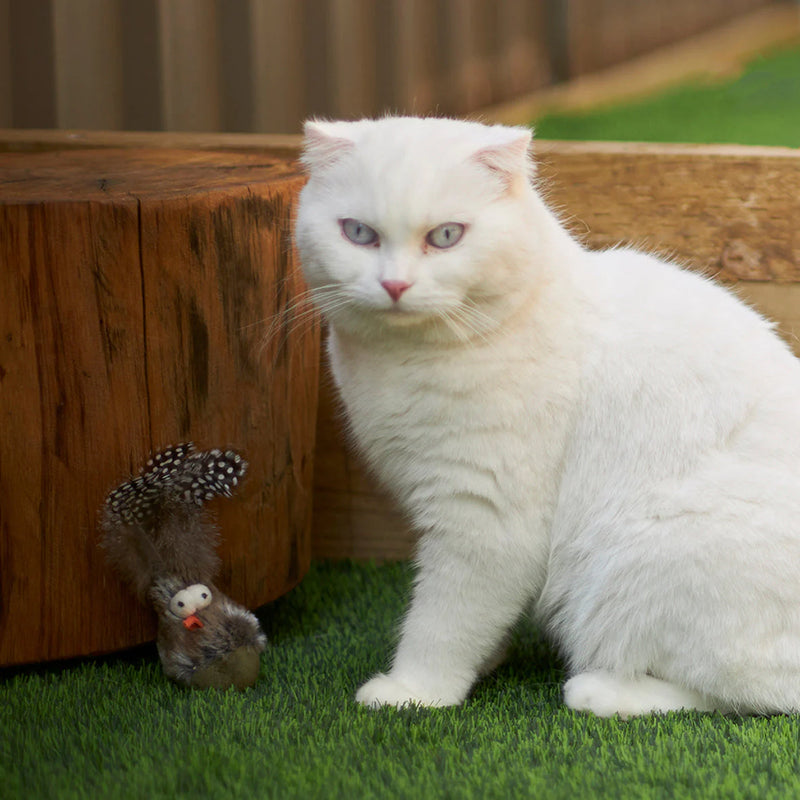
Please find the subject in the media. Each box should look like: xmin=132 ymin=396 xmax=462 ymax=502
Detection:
xmin=0 ymin=0 xmax=786 ymax=135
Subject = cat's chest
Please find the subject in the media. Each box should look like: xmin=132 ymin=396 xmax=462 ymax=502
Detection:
xmin=327 ymin=330 xmax=574 ymax=477
xmin=328 ymin=329 xmax=581 ymax=528
xmin=333 ymin=338 xmax=513 ymax=435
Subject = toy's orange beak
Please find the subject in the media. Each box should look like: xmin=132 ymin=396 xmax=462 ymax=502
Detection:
xmin=183 ymin=614 xmax=204 ymax=631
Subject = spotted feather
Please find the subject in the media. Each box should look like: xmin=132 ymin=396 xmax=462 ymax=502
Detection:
xmin=104 ymin=444 xmax=247 ymax=527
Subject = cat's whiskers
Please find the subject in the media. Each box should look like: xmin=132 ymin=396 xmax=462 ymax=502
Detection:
xmin=437 ymin=300 xmax=494 ymax=347
xmin=256 ymin=282 xmax=348 ymax=361
xmin=460 ymin=297 xmax=501 ymax=334
xmin=439 ymin=308 xmax=478 ymax=345
xmin=456 ymin=297 xmax=502 ymax=346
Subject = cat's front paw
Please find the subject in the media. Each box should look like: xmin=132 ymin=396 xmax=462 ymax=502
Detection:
xmin=355 ymin=673 xmax=458 ymax=709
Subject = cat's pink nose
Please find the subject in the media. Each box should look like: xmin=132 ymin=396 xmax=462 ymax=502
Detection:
xmin=381 ymin=280 xmax=413 ymax=303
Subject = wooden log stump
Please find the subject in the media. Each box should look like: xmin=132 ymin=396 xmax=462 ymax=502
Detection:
xmin=0 ymin=148 xmax=319 ymax=666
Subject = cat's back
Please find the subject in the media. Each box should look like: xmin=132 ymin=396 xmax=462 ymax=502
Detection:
xmin=579 ymin=246 xmax=800 ymax=392
xmin=557 ymin=245 xmax=800 ymax=509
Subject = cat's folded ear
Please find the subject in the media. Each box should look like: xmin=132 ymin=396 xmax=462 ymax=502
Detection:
xmin=301 ymin=120 xmax=355 ymax=173
xmin=473 ymin=126 xmax=535 ymax=186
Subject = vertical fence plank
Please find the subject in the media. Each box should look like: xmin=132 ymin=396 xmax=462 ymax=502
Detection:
xmin=303 ymin=0 xmax=334 ymax=119
xmin=390 ymin=0 xmax=438 ymax=115
xmin=217 ymin=0 xmax=254 ymax=132
xmin=51 ymin=0 xmax=124 ymax=129
xmin=158 ymin=0 xmax=221 ymax=131
xmin=373 ymin=0 xmax=398 ymax=115
xmin=251 ymin=0 xmax=306 ymax=133
xmin=0 ymin=0 xmax=10 ymax=127
xmin=496 ymin=0 xmax=553 ymax=102
xmin=563 ymin=0 xmax=587 ymax=77
xmin=7 ymin=0 xmax=57 ymax=128
xmin=440 ymin=0 xmax=495 ymax=114
xmin=608 ymin=0 xmax=631 ymax=64
xmin=120 ymin=0 xmax=163 ymax=130
xmin=329 ymin=0 xmax=378 ymax=118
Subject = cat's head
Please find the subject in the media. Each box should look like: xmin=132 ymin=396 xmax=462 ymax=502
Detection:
xmin=294 ymin=116 xmax=546 ymax=344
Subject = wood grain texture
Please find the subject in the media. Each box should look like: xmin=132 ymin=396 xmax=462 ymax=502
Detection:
xmin=535 ymin=140 xmax=800 ymax=283
xmin=0 ymin=128 xmax=304 ymax=160
xmin=0 ymin=148 xmax=319 ymax=665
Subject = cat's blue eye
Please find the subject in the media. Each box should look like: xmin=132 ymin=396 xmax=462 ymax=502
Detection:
xmin=340 ymin=218 xmax=379 ymax=247
xmin=426 ymin=222 xmax=465 ymax=249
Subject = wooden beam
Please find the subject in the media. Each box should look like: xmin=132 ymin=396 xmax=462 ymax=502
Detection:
xmin=535 ymin=139 xmax=800 ymax=283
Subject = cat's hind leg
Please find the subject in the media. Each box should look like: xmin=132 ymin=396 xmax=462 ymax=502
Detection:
xmin=563 ymin=671 xmax=721 ymax=719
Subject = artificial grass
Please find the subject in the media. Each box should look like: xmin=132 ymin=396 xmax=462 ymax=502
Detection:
xmin=5 ymin=560 xmax=800 ymax=800
xmin=534 ymin=45 xmax=800 ymax=147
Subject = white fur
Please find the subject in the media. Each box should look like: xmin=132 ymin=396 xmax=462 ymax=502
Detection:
xmin=294 ymin=116 xmax=800 ymax=717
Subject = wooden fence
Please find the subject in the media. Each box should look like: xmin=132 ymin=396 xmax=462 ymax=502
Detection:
xmin=0 ymin=0 xmax=778 ymax=134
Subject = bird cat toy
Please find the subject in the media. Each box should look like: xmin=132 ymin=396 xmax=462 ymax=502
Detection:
xmin=101 ymin=443 xmax=267 ymax=690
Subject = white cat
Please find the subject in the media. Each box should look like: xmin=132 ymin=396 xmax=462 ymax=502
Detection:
xmin=294 ymin=116 xmax=800 ymax=718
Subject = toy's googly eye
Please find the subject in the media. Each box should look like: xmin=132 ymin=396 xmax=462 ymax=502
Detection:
xmin=192 ymin=584 xmax=212 ymax=611
xmin=170 ymin=589 xmax=195 ymax=618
